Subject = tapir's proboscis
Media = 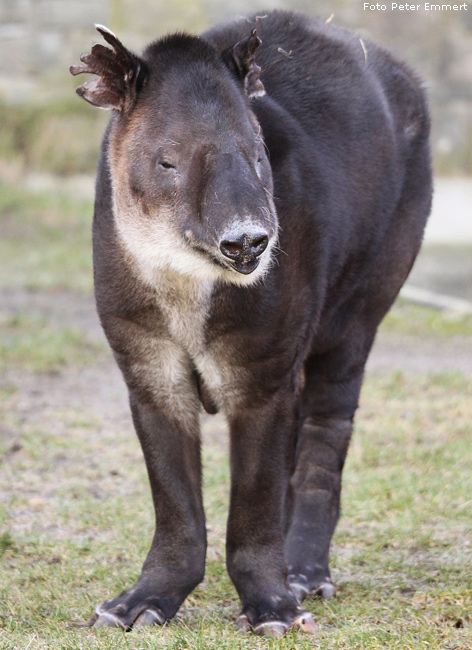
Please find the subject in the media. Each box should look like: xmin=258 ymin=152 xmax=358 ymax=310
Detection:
xmin=70 ymin=10 xmax=432 ymax=638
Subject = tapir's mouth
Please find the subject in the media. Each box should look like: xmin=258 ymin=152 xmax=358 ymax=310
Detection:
xmin=196 ymin=248 xmax=261 ymax=275
xmin=196 ymin=247 xmax=261 ymax=275
xmin=184 ymin=231 xmax=263 ymax=276
xmin=229 ymin=259 xmax=260 ymax=275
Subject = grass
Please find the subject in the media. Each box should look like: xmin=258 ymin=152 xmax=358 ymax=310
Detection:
xmin=381 ymin=301 xmax=472 ymax=337
xmin=0 ymin=180 xmax=471 ymax=648
xmin=0 ymin=312 xmax=103 ymax=373
xmin=0 ymin=182 xmax=94 ymax=293
xmin=0 ymin=372 xmax=471 ymax=649
xmin=0 ymin=98 xmax=107 ymax=177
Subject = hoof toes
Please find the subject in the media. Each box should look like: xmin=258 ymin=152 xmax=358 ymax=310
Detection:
xmin=254 ymin=620 xmax=288 ymax=638
xmin=291 ymin=612 xmax=317 ymax=634
xmin=290 ymin=581 xmax=309 ymax=602
xmin=313 ymin=581 xmax=336 ymax=599
xmin=236 ymin=614 xmax=251 ymax=633
xmin=93 ymin=611 xmax=127 ymax=629
xmin=135 ymin=608 xmax=166 ymax=627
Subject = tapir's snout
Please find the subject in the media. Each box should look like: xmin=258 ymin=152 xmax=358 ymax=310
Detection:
xmin=219 ymin=231 xmax=269 ymax=274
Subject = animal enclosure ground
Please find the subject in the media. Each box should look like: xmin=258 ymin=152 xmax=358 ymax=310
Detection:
xmin=0 ymin=184 xmax=471 ymax=649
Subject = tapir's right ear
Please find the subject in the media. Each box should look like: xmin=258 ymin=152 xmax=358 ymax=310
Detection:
xmin=70 ymin=25 xmax=147 ymax=112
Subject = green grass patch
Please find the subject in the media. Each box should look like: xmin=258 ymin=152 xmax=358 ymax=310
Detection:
xmin=381 ymin=300 xmax=472 ymax=337
xmin=0 ymin=181 xmax=93 ymax=292
xmin=0 ymin=98 xmax=107 ymax=176
xmin=0 ymin=372 xmax=471 ymax=648
xmin=0 ymin=312 xmax=103 ymax=373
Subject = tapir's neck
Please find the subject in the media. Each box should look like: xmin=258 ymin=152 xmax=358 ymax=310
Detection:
xmin=153 ymin=269 xmax=215 ymax=356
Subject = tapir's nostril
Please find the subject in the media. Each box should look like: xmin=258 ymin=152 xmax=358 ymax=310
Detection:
xmin=220 ymin=233 xmax=269 ymax=262
xmin=222 ymin=241 xmax=243 ymax=257
xmin=251 ymin=234 xmax=269 ymax=255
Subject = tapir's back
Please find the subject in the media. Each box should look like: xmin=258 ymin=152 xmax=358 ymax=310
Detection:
xmin=204 ymin=10 xmax=428 ymax=149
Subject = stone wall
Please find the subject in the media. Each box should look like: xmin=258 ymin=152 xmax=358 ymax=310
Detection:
xmin=1 ymin=0 xmax=471 ymax=173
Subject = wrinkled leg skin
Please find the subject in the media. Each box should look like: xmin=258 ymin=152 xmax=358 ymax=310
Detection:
xmin=225 ymin=385 xmax=316 ymax=638
xmin=89 ymin=394 xmax=207 ymax=630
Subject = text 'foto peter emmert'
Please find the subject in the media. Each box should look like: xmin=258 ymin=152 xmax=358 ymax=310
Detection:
xmin=364 ymin=2 xmax=468 ymax=10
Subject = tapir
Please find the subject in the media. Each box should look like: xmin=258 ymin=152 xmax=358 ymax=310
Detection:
xmin=70 ymin=10 xmax=432 ymax=637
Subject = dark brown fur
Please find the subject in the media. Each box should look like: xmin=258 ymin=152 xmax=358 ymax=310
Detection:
xmin=71 ymin=10 xmax=432 ymax=636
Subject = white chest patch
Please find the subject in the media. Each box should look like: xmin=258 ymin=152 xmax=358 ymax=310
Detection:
xmin=154 ymin=272 xmax=225 ymax=399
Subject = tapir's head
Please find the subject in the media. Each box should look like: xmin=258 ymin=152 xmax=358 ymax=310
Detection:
xmin=71 ymin=26 xmax=278 ymax=286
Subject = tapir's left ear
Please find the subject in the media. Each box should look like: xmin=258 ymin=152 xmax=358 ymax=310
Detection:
xmin=70 ymin=25 xmax=147 ymax=112
xmin=224 ymin=29 xmax=265 ymax=99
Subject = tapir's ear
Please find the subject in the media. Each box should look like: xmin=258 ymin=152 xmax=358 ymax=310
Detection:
xmin=223 ymin=29 xmax=265 ymax=99
xmin=70 ymin=25 xmax=147 ymax=112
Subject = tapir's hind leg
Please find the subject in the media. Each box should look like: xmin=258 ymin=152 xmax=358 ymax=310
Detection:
xmin=285 ymin=341 xmax=367 ymax=601
xmin=286 ymin=129 xmax=432 ymax=600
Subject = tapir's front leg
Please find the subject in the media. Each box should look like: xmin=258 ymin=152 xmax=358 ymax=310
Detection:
xmin=226 ymin=383 xmax=316 ymax=638
xmin=90 ymin=344 xmax=206 ymax=629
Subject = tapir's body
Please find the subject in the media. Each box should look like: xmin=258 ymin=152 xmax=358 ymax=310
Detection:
xmin=71 ymin=10 xmax=432 ymax=637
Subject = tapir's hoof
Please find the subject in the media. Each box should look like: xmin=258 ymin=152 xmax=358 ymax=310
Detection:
xmin=92 ymin=610 xmax=128 ymax=629
xmin=236 ymin=611 xmax=316 ymax=638
xmin=236 ymin=613 xmax=252 ymax=633
xmin=134 ymin=608 xmax=166 ymax=627
xmin=89 ymin=604 xmax=166 ymax=630
xmin=312 ymin=581 xmax=336 ymax=599
xmin=290 ymin=580 xmax=309 ymax=602
xmin=254 ymin=620 xmax=288 ymax=638
xmin=289 ymin=574 xmax=336 ymax=602
xmin=291 ymin=611 xmax=317 ymax=633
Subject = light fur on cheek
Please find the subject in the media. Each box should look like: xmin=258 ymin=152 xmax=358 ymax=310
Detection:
xmin=108 ymin=135 xmax=277 ymax=288
xmin=112 ymin=200 xmax=277 ymax=288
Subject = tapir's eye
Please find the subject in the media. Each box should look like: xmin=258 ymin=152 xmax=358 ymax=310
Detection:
xmin=159 ymin=161 xmax=176 ymax=171
xmin=256 ymin=150 xmax=266 ymax=166
xmin=255 ymin=155 xmax=263 ymax=176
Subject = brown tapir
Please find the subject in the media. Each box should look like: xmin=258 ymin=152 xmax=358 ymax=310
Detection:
xmin=70 ymin=10 xmax=432 ymax=637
